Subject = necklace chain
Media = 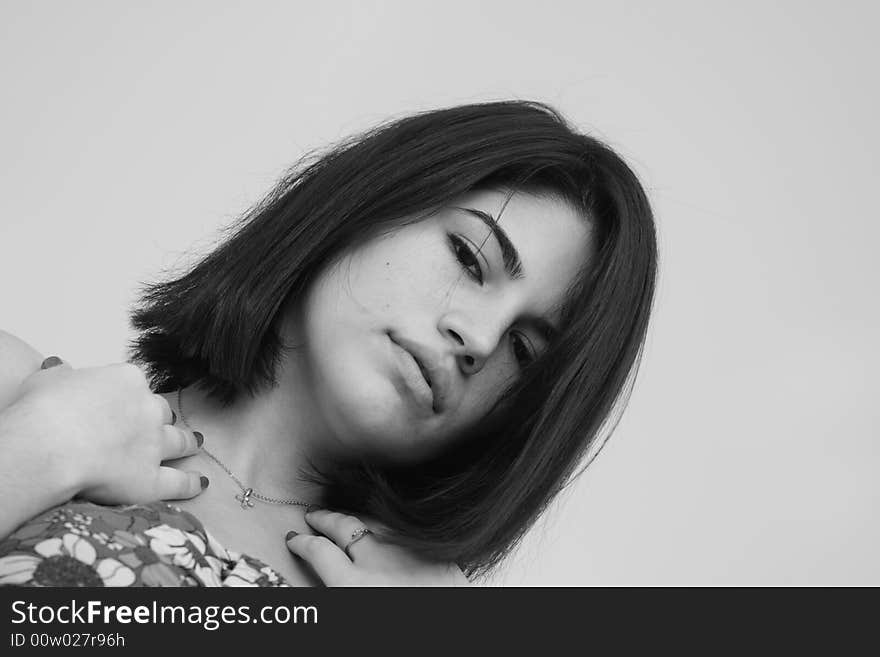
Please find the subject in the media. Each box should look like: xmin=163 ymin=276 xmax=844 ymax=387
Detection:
xmin=176 ymin=387 xmax=311 ymax=510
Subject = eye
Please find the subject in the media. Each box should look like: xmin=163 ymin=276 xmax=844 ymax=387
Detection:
xmin=510 ymin=330 xmax=536 ymax=368
xmin=447 ymin=234 xmax=484 ymax=285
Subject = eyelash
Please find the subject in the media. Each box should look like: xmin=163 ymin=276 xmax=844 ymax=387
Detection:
xmin=447 ymin=233 xmax=536 ymax=368
xmin=509 ymin=331 xmax=536 ymax=368
xmin=448 ymin=233 xmax=484 ymax=285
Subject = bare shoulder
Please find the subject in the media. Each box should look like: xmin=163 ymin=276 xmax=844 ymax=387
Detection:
xmin=0 ymin=330 xmax=45 ymax=410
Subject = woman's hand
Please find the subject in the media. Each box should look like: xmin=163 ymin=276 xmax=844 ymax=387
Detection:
xmin=285 ymin=509 xmax=470 ymax=586
xmin=4 ymin=358 xmax=206 ymax=507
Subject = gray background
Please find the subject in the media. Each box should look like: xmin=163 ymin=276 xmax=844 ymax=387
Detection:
xmin=1 ymin=1 xmax=876 ymax=585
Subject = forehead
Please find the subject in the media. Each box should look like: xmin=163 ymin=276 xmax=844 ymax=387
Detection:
xmin=452 ymin=188 xmax=593 ymax=310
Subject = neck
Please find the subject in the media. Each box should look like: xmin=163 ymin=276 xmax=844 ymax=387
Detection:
xmin=168 ymin=364 xmax=339 ymax=507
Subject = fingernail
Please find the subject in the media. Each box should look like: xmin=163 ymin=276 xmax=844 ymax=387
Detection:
xmin=285 ymin=530 xmax=298 ymax=541
xmin=200 ymin=476 xmax=209 ymax=490
xmin=194 ymin=431 xmax=204 ymax=447
xmin=170 ymin=410 xmax=177 ymax=425
xmin=41 ymin=356 xmax=63 ymax=369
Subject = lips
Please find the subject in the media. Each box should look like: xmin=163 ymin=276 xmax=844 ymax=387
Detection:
xmin=412 ymin=355 xmax=432 ymax=388
xmin=388 ymin=333 xmax=449 ymax=414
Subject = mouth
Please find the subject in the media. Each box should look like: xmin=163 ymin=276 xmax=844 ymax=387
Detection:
xmin=412 ymin=356 xmax=432 ymax=389
xmin=388 ymin=333 xmax=445 ymax=414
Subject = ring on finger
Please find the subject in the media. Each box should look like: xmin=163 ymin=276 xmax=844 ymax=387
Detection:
xmin=343 ymin=527 xmax=372 ymax=560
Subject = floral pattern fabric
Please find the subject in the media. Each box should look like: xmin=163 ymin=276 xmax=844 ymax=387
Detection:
xmin=0 ymin=501 xmax=289 ymax=587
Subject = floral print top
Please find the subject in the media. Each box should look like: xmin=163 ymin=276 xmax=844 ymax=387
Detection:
xmin=0 ymin=500 xmax=289 ymax=587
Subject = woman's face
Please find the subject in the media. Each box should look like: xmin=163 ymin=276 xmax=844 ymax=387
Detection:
xmin=288 ymin=189 xmax=593 ymax=464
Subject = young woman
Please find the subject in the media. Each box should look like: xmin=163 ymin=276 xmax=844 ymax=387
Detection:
xmin=0 ymin=100 xmax=657 ymax=586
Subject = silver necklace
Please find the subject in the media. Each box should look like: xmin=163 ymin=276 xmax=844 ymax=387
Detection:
xmin=176 ymin=387 xmax=312 ymax=511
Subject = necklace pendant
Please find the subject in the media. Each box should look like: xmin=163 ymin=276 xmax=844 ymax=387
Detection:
xmin=235 ymin=488 xmax=255 ymax=509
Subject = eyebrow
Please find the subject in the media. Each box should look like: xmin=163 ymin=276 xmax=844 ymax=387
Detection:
xmin=453 ymin=207 xmax=524 ymax=280
xmin=453 ymin=206 xmax=559 ymax=341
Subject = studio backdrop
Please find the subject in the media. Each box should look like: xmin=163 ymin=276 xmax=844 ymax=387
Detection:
xmin=1 ymin=1 xmax=876 ymax=585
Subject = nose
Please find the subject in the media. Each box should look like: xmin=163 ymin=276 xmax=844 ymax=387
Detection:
xmin=438 ymin=311 xmax=504 ymax=375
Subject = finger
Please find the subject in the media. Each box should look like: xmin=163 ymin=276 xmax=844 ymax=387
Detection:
xmin=40 ymin=355 xmax=71 ymax=370
xmin=115 ymin=362 xmax=149 ymax=388
xmin=152 ymin=393 xmax=176 ymax=426
xmin=285 ymin=533 xmax=354 ymax=586
xmin=156 ymin=466 xmax=208 ymax=501
xmin=304 ymin=509 xmax=374 ymax=559
xmin=160 ymin=424 xmax=203 ymax=460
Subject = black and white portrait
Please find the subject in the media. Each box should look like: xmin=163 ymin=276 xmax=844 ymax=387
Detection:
xmin=0 ymin=1 xmax=875 ymax=590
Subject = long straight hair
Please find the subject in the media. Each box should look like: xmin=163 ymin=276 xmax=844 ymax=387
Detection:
xmin=129 ymin=100 xmax=657 ymax=577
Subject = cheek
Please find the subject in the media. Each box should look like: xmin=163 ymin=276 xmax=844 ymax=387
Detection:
xmin=345 ymin=229 xmax=461 ymax=320
xmin=306 ymin=333 xmax=412 ymax=450
xmin=454 ymin=362 xmax=517 ymax=428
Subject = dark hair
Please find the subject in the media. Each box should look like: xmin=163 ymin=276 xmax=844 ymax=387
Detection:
xmin=129 ymin=100 xmax=657 ymax=578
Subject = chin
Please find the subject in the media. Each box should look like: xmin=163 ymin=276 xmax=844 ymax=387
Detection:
xmin=325 ymin=386 xmax=415 ymax=453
